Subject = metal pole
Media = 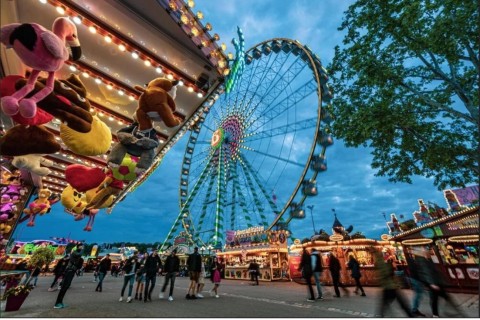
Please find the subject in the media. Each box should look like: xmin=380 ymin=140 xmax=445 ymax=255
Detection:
xmin=307 ymin=205 xmax=316 ymax=234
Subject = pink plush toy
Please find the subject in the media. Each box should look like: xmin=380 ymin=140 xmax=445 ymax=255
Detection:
xmin=0 ymin=17 xmax=81 ymax=118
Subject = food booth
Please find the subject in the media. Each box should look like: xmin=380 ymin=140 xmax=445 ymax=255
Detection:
xmin=217 ymin=227 xmax=289 ymax=282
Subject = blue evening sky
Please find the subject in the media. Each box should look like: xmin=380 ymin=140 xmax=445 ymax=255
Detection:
xmin=13 ymin=0 xmax=451 ymax=245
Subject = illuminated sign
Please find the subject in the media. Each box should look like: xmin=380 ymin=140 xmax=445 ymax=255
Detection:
xmin=329 ymin=234 xmax=344 ymax=242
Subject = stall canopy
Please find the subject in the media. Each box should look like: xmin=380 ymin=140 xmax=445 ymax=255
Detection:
xmin=0 ymin=0 xmax=228 ymax=210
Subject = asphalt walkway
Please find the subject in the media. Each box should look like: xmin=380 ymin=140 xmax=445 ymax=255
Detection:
xmin=1 ymin=274 xmax=478 ymax=318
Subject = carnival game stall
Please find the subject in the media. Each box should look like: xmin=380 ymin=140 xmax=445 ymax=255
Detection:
xmin=391 ymin=185 xmax=479 ymax=293
xmin=0 ymin=166 xmax=35 ymax=247
xmin=288 ymin=238 xmax=399 ymax=286
xmin=216 ymin=227 xmax=289 ymax=282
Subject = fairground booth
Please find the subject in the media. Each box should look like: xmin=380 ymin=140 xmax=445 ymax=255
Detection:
xmin=287 ymin=214 xmax=401 ymax=286
xmin=390 ymin=185 xmax=479 ymax=293
xmin=216 ymin=227 xmax=290 ymax=282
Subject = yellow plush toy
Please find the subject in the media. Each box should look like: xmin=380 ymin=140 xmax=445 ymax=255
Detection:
xmin=23 ymin=188 xmax=52 ymax=226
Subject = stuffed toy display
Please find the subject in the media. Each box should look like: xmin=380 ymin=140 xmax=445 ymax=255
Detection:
xmin=65 ymin=164 xmax=106 ymax=192
xmin=0 ymin=17 xmax=81 ymax=118
xmin=0 ymin=194 xmax=19 ymax=222
xmin=108 ymin=122 xmax=159 ymax=175
xmin=0 ymin=75 xmax=53 ymax=125
xmin=61 ymin=184 xmax=89 ymax=216
xmin=85 ymin=168 xmax=124 ymax=210
xmin=0 ymin=124 xmax=61 ymax=156
xmin=134 ymin=77 xmax=182 ymax=132
xmin=15 ymin=74 xmax=112 ymax=155
xmin=23 ymin=188 xmax=52 ymax=226
xmin=12 ymin=154 xmax=53 ymax=177
xmin=0 ymin=176 xmax=28 ymax=198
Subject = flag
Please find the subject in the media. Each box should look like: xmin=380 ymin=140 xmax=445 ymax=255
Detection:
xmin=272 ymin=190 xmax=277 ymax=204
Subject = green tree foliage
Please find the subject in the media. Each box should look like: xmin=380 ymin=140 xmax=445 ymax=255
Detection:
xmin=329 ymin=0 xmax=479 ymax=189
xmin=28 ymin=247 xmax=54 ymax=269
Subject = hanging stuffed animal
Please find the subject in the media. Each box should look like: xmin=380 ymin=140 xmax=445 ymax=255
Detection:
xmin=134 ymin=77 xmax=182 ymax=132
xmin=0 ymin=17 xmax=81 ymax=118
xmin=23 ymin=188 xmax=52 ymax=226
xmin=13 ymin=74 xmax=112 ymax=156
xmin=12 ymin=154 xmax=54 ymax=188
xmin=108 ymin=122 xmax=159 ymax=176
xmin=85 ymin=168 xmax=124 ymax=210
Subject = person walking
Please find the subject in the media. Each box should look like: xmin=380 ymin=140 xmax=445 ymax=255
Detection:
xmin=30 ymin=266 xmax=41 ymax=287
xmin=49 ymin=255 xmax=69 ymax=291
xmin=248 ymin=259 xmax=260 ymax=285
xmin=196 ymin=258 xmax=206 ymax=298
xmin=347 ymin=254 xmax=366 ymax=296
xmin=186 ymin=247 xmax=202 ymax=299
xmin=298 ymin=248 xmax=315 ymax=302
xmin=134 ymin=262 xmax=145 ymax=301
xmin=329 ymin=251 xmax=349 ymax=298
xmin=159 ymin=249 xmax=180 ymax=301
xmin=95 ymin=254 xmax=111 ymax=292
xmin=209 ymin=256 xmax=222 ymax=298
xmin=372 ymin=250 xmax=413 ymax=317
xmin=413 ymin=247 xmax=465 ymax=318
xmin=143 ymin=251 xmax=162 ymax=302
xmin=119 ymin=253 xmax=140 ymax=303
xmin=405 ymin=251 xmax=427 ymax=317
xmin=53 ymin=243 xmax=85 ymax=309
xmin=311 ymin=248 xmax=324 ymax=300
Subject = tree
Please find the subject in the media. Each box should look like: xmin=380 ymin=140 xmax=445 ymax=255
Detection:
xmin=328 ymin=0 xmax=478 ymax=189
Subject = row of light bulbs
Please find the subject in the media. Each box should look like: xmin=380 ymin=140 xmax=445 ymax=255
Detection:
xmin=40 ymin=0 xmax=207 ymax=95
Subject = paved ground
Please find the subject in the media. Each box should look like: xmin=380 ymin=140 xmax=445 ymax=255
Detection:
xmin=1 ymin=274 xmax=478 ymax=318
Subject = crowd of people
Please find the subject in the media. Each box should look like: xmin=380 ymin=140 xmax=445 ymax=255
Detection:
xmin=9 ymin=243 xmax=466 ymax=316
xmin=297 ymin=246 xmax=466 ymax=317
xmin=42 ymin=245 xmax=225 ymax=309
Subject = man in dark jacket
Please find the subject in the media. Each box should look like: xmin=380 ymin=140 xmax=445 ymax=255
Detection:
xmin=49 ymin=255 xmax=69 ymax=291
xmin=54 ymin=243 xmax=84 ymax=309
xmin=159 ymin=249 xmax=180 ymax=301
xmin=414 ymin=247 xmax=465 ymax=318
xmin=298 ymin=248 xmax=315 ymax=302
xmin=347 ymin=255 xmax=366 ymax=296
xmin=186 ymin=247 xmax=202 ymax=299
xmin=248 ymin=259 xmax=260 ymax=285
xmin=143 ymin=251 xmax=162 ymax=302
xmin=95 ymin=254 xmax=111 ymax=292
xmin=329 ymin=251 xmax=349 ymax=298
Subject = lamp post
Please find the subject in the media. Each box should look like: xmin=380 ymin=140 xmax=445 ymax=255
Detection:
xmin=201 ymin=246 xmax=205 ymax=255
xmin=207 ymin=244 xmax=213 ymax=255
xmin=307 ymin=205 xmax=316 ymax=234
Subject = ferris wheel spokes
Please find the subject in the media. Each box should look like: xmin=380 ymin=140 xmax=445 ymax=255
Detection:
xmin=244 ymin=117 xmax=318 ymax=143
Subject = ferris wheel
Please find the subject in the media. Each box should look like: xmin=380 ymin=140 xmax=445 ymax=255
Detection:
xmin=161 ymin=38 xmax=334 ymax=250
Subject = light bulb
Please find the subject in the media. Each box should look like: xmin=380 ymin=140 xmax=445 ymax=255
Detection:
xmin=73 ymin=16 xmax=82 ymax=25
xmin=118 ymin=44 xmax=126 ymax=52
xmin=89 ymin=26 xmax=97 ymax=34
xmin=155 ymin=67 xmax=163 ymax=74
xmin=131 ymin=51 xmax=139 ymax=59
xmin=56 ymin=6 xmax=65 ymax=14
xmin=104 ymin=35 xmax=112 ymax=43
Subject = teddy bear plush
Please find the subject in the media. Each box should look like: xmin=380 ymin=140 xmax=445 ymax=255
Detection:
xmin=108 ymin=122 xmax=159 ymax=175
xmin=85 ymin=168 xmax=124 ymax=210
xmin=23 ymin=188 xmax=52 ymax=226
xmin=134 ymin=77 xmax=182 ymax=132
xmin=12 ymin=154 xmax=53 ymax=177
